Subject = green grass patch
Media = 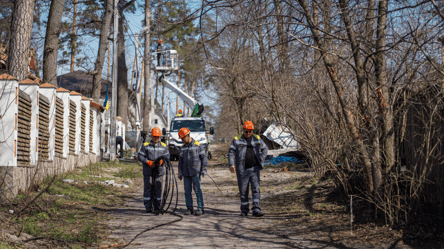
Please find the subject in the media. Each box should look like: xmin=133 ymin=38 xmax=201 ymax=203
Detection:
xmin=115 ymin=165 xmax=143 ymax=179
xmin=48 ymin=181 xmax=119 ymax=205
xmin=78 ymin=222 xmax=97 ymax=243
xmin=8 ymin=161 xmax=140 ymax=246
xmin=0 ymin=242 xmax=17 ymax=249
xmin=62 ymin=169 xmax=113 ymax=182
xmin=22 ymin=217 xmax=41 ymax=235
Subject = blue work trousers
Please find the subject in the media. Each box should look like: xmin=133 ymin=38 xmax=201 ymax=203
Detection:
xmin=237 ymin=167 xmax=261 ymax=214
xmin=183 ymin=176 xmax=204 ymax=211
xmin=143 ymin=174 xmax=163 ymax=211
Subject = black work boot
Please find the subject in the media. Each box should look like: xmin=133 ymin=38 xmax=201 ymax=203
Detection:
xmin=184 ymin=209 xmax=193 ymax=215
xmin=154 ymin=206 xmax=161 ymax=215
xmin=194 ymin=210 xmax=203 ymax=216
xmin=240 ymin=212 xmax=248 ymax=217
xmin=146 ymin=209 xmax=152 ymax=213
xmin=252 ymin=210 xmax=264 ymax=217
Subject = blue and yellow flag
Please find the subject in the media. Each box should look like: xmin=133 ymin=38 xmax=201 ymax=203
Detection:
xmin=103 ymin=84 xmax=109 ymax=110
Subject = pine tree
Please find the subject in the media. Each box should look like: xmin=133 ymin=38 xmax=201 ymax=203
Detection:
xmin=8 ymin=0 xmax=35 ymax=81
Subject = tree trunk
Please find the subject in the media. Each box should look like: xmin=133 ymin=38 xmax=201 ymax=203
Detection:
xmin=42 ymin=0 xmax=65 ymax=86
xmin=70 ymin=0 xmax=77 ymax=73
xmin=92 ymin=0 xmax=113 ymax=102
xmin=236 ymin=98 xmax=245 ymax=134
xmin=117 ymin=4 xmax=128 ymax=125
xmin=297 ymin=0 xmax=375 ymax=194
xmin=375 ymin=0 xmax=393 ymax=179
xmin=321 ymin=0 xmax=332 ymax=49
xmin=142 ymin=0 xmax=151 ymax=131
xmin=273 ymin=0 xmax=288 ymax=71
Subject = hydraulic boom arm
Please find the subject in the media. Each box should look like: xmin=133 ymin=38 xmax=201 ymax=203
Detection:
xmin=161 ymin=77 xmax=197 ymax=108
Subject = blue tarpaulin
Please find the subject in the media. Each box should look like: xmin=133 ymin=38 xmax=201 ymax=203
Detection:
xmin=265 ymin=156 xmax=304 ymax=165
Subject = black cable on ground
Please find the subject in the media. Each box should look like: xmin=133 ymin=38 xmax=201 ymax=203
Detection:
xmin=206 ymin=173 xmax=225 ymax=196
xmin=154 ymin=156 xmax=179 ymax=214
xmin=118 ymin=212 xmax=183 ymax=248
xmin=119 ymin=157 xmax=182 ymax=248
xmin=118 ymin=160 xmax=228 ymax=248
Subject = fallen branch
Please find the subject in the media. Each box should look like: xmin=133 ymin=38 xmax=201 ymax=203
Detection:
xmin=63 ymin=201 xmax=86 ymax=206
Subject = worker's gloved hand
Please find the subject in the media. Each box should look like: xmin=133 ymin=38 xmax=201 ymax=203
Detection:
xmin=147 ymin=160 xmax=155 ymax=167
xmin=178 ymin=173 xmax=183 ymax=181
xmin=154 ymin=157 xmax=163 ymax=167
xmin=201 ymin=172 xmax=205 ymax=178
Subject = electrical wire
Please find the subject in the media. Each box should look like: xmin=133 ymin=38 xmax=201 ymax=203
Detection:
xmin=205 ymin=173 xmax=224 ymax=196
xmin=118 ymin=156 xmax=181 ymax=248
xmin=154 ymin=156 xmax=179 ymax=214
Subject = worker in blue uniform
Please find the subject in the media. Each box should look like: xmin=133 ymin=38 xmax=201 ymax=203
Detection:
xmin=228 ymin=121 xmax=268 ymax=217
xmin=137 ymin=127 xmax=169 ymax=213
xmin=177 ymin=127 xmax=208 ymax=216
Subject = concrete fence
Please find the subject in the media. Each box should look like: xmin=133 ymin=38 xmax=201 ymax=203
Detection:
xmin=0 ymin=74 xmax=106 ymax=198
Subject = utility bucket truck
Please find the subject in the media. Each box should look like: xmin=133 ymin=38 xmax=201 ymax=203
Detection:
xmin=159 ymin=76 xmax=214 ymax=161
xmin=133 ymin=41 xmax=214 ymax=160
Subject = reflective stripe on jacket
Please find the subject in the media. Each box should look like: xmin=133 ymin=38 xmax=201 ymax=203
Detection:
xmin=178 ymin=139 xmax=208 ymax=177
xmin=138 ymin=141 xmax=170 ymax=176
xmin=228 ymin=134 xmax=268 ymax=175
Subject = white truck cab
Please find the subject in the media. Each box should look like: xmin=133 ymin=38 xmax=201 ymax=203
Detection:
xmin=166 ymin=116 xmax=214 ymax=161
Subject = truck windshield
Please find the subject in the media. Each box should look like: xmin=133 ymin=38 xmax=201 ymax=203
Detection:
xmin=171 ymin=120 xmax=205 ymax=132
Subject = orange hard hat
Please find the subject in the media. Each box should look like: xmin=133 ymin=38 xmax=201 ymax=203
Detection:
xmin=151 ymin=127 xmax=161 ymax=137
xmin=243 ymin=121 xmax=254 ymax=130
xmin=178 ymin=127 xmax=190 ymax=139
xmin=179 ymin=109 xmax=183 ymax=114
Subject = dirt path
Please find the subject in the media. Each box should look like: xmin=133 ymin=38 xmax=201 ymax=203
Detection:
xmin=105 ymin=144 xmax=416 ymax=248
xmin=106 ymin=161 xmax=338 ymax=248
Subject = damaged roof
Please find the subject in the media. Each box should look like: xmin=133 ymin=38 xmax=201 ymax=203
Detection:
xmin=263 ymin=123 xmax=298 ymax=149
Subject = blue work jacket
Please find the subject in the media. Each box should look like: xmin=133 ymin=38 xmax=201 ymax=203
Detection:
xmin=138 ymin=140 xmax=170 ymax=176
xmin=228 ymin=134 xmax=268 ymax=175
xmin=178 ymin=139 xmax=208 ymax=177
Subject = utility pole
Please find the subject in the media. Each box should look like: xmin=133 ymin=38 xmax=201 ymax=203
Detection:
xmin=110 ymin=0 xmax=118 ymax=161
xmin=135 ymin=33 xmax=141 ymax=151
xmin=143 ymin=0 xmax=151 ymax=133
xmin=107 ymin=40 xmax=111 ymax=81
